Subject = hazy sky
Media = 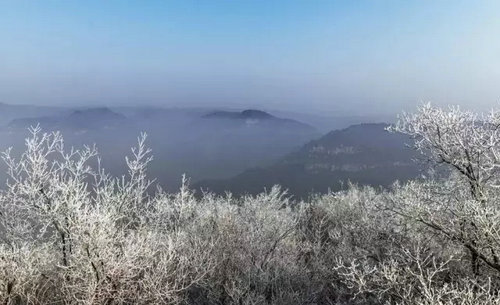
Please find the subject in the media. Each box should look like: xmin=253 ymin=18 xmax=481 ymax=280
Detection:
xmin=1 ymin=1 xmax=499 ymax=115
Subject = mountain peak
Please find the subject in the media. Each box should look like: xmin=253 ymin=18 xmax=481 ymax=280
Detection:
xmin=203 ymin=109 xmax=275 ymax=120
xmin=240 ymin=109 xmax=274 ymax=119
xmin=70 ymin=107 xmax=122 ymax=117
xmin=64 ymin=107 xmax=126 ymax=129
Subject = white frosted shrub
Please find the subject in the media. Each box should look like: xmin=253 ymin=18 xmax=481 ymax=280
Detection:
xmin=179 ymin=187 xmax=304 ymax=304
xmin=0 ymin=128 xmax=208 ymax=304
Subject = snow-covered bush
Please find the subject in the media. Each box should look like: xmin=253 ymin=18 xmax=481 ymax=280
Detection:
xmin=0 ymin=127 xmax=208 ymax=304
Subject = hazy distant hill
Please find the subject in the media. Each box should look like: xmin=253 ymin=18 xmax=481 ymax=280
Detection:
xmin=2 ymin=104 xmax=410 ymax=195
xmin=268 ymin=110 xmax=397 ymax=133
xmin=202 ymin=109 xmax=317 ymax=133
xmin=1 ymin=105 xmax=320 ymax=191
xmin=195 ymin=123 xmax=423 ymax=198
xmin=139 ymin=109 xmax=320 ymax=187
xmin=8 ymin=107 xmax=128 ymax=131
xmin=0 ymin=102 xmax=67 ymax=126
xmin=204 ymin=109 xmax=276 ymax=120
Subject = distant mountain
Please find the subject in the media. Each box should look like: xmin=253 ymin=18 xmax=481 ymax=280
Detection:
xmin=2 ymin=104 xmax=409 ymax=196
xmin=267 ymin=110 xmax=397 ymax=133
xmin=7 ymin=107 xmax=127 ymax=131
xmin=194 ymin=123 xmax=423 ymax=199
xmin=66 ymin=108 xmax=127 ymax=129
xmin=204 ymin=109 xmax=275 ymax=120
xmin=1 ymin=106 xmax=320 ymax=191
xmin=202 ymin=109 xmax=316 ymax=132
xmin=0 ymin=102 xmax=66 ymax=126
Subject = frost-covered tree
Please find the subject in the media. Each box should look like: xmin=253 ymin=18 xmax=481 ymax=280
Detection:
xmin=0 ymin=127 xmax=209 ymax=304
xmin=389 ymin=104 xmax=500 ymax=276
xmin=390 ymin=103 xmax=500 ymax=202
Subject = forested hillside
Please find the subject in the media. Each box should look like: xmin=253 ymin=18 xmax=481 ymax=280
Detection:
xmin=196 ymin=123 xmax=423 ymax=198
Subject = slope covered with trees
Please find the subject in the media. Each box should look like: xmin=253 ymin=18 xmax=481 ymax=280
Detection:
xmin=196 ymin=123 xmax=422 ymax=198
xmin=2 ymin=104 xmax=500 ymax=304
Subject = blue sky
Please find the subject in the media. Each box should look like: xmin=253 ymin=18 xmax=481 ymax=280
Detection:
xmin=1 ymin=1 xmax=499 ymax=115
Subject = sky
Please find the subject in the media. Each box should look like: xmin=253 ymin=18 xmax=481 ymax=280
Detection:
xmin=1 ymin=0 xmax=500 ymax=116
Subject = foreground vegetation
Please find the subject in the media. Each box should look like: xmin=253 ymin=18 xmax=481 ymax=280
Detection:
xmin=2 ymin=104 xmax=500 ymax=304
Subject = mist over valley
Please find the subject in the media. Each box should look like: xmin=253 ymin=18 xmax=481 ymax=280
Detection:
xmin=0 ymin=102 xmax=416 ymax=197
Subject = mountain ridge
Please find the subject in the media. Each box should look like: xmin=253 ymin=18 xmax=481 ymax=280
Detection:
xmin=202 ymin=109 xmax=317 ymax=132
xmin=194 ymin=123 xmax=423 ymax=198
xmin=7 ymin=107 xmax=127 ymax=130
